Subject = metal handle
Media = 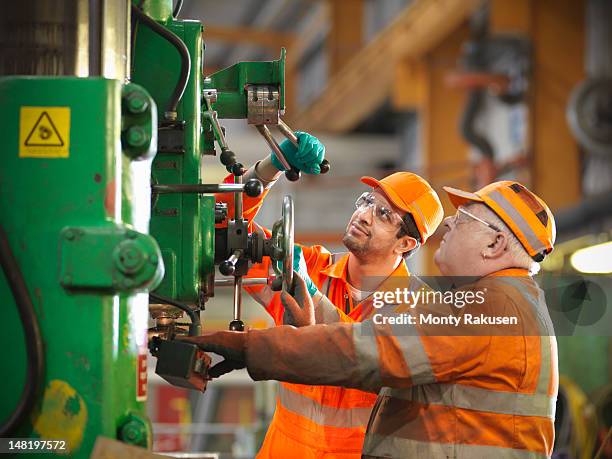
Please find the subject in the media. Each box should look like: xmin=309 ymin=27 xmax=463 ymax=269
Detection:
xmin=255 ymin=125 xmax=300 ymax=181
xmin=152 ymin=181 xmax=263 ymax=196
xmin=277 ymin=119 xmax=330 ymax=175
xmin=215 ymin=277 xmax=267 ymax=287
xmin=281 ymin=196 xmax=295 ymax=293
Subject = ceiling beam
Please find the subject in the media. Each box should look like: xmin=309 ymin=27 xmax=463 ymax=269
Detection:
xmin=288 ymin=0 xmax=483 ymax=132
xmin=203 ymin=25 xmax=296 ymax=50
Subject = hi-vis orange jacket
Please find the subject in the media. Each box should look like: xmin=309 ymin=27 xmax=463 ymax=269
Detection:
xmin=244 ymin=269 xmax=559 ymax=459
xmin=217 ymin=176 xmax=419 ymax=457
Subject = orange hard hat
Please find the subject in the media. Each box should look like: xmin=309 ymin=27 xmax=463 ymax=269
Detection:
xmin=361 ymin=172 xmax=443 ymax=243
xmin=443 ymin=181 xmax=556 ymax=262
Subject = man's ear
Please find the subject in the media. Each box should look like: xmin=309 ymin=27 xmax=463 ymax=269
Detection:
xmin=395 ymin=236 xmax=418 ymax=256
xmin=483 ymin=232 xmax=509 ymax=260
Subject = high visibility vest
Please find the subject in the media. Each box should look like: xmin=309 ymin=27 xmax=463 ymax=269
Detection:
xmin=359 ymin=272 xmax=558 ymax=458
xmin=245 ymin=269 xmax=559 ymax=458
xmin=254 ymin=252 xmax=418 ymax=457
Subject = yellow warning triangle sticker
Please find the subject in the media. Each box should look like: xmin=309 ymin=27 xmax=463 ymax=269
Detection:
xmin=24 ymin=111 xmax=64 ymax=147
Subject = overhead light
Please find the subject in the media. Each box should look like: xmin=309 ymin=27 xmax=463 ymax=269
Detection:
xmin=570 ymin=241 xmax=612 ymax=273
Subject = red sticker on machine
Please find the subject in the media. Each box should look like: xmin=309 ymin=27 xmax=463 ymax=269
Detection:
xmin=137 ymin=353 xmax=147 ymax=401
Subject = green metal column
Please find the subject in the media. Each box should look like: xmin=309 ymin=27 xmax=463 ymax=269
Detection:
xmin=0 ymin=77 xmax=162 ymax=457
xmin=132 ymin=12 xmax=215 ymax=305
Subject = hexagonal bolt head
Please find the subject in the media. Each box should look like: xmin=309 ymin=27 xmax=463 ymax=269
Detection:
xmin=125 ymin=91 xmax=149 ymax=114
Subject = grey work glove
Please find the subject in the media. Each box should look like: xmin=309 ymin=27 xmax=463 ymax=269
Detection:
xmin=179 ymin=331 xmax=247 ymax=378
xmin=282 ymin=271 xmax=316 ymax=327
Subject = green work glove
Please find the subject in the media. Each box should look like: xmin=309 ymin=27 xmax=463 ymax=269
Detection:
xmin=271 ymin=131 xmax=326 ymax=174
xmin=292 ymin=245 xmax=318 ymax=297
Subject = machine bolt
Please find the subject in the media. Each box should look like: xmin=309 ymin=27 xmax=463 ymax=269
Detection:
xmin=114 ymin=240 xmax=145 ymax=274
xmin=64 ymin=229 xmax=75 ymax=241
xmin=125 ymin=91 xmax=149 ymax=114
xmin=118 ymin=416 xmax=148 ymax=446
xmin=125 ymin=126 xmax=149 ymax=148
xmin=123 ymin=278 xmax=134 ymax=289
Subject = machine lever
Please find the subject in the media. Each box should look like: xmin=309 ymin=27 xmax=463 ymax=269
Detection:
xmin=215 ymin=277 xmax=267 ymax=286
xmin=152 ymin=180 xmax=263 ymax=197
xmin=255 ymin=125 xmax=300 ymax=181
xmin=219 ymin=249 xmax=242 ymax=276
xmin=277 ymin=118 xmax=330 ymax=174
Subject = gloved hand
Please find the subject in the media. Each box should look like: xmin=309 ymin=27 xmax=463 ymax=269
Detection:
xmin=282 ymin=272 xmax=316 ymax=327
xmin=179 ymin=331 xmax=246 ymax=378
xmin=271 ymin=131 xmax=325 ymax=174
xmin=293 ymin=245 xmax=318 ymax=297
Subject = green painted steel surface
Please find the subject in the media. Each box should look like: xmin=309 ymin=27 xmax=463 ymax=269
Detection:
xmin=132 ymin=15 xmax=286 ymax=305
xmin=138 ymin=0 xmax=173 ymax=22
xmin=0 ymin=77 xmax=161 ymax=457
xmin=132 ymin=17 xmax=211 ymax=304
xmin=204 ymin=48 xmax=286 ymax=119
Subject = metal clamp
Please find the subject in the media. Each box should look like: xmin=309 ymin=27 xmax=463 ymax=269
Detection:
xmin=247 ymin=85 xmax=330 ymax=181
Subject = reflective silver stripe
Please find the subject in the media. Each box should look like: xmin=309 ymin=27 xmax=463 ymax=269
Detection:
xmin=277 ymin=384 xmax=372 ymax=429
xmin=384 ymin=383 xmax=555 ymax=418
xmin=320 ymin=252 xmax=346 ymax=296
xmin=363 ymin=434 xmax=549 ymax=459
xmin=493 ymin=277 xmax=557 ymax=419
xmin=396 ymin=326 xmax=435 ymax=385
xmin=488 ymin=190 xmax=547 ymax=254
xmin=352 ymin=321 xmax=383 ymax=390
xmin=313 ymin=292 xmax=341 ymax=324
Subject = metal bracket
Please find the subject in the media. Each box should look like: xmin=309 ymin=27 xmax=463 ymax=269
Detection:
xmin=59 ymin=225 xmax=164 ymax=291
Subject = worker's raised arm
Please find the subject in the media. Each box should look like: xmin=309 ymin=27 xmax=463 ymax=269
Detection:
xmin=215 ymin=132 xmax=325 ymax=225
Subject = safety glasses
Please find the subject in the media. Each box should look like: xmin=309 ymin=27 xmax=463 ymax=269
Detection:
xmin=354 ymin=192 xmax=407 ymax=230
xmin=455 ymin=207 xmax=502 ymax=232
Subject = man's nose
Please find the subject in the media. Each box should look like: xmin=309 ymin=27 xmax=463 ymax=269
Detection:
xmin=359 ymin=205 xmax=374 ymax=225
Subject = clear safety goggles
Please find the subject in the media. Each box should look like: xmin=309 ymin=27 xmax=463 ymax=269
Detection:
xmin=354 ymin=192 xmax=407 ymax=230
xmin=453 ymin=207 xmax=501 ymax=232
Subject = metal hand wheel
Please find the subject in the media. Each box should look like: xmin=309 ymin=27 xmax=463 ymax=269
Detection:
xmin=271 ymin=195 xmax=294 ymax=293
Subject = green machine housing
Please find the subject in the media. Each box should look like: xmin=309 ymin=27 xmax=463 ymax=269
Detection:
xmin=0 ymin=0 xmax=290 ymax=457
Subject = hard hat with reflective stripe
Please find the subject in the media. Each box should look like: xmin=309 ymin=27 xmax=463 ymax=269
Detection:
xmin=361 ymin=172 xmax=444 ymax=243
xmin=443 ymin=181 xmax=556 ymax=261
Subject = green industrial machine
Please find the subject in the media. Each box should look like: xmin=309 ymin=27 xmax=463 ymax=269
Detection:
xmin=0 ymin=0 xmax=320 ymax=457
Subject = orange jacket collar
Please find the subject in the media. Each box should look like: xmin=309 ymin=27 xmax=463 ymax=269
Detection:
xmin=320 ymin=253 xmax=411 ymax=281
xmin=488 ymin=268 xmax=530 ymax=277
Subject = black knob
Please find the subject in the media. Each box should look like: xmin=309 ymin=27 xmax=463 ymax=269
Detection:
xmin=244 ymin=179 xmax=264 ymax=198
xmin=232 ymin=163 xmax=245 ymax=176
xmin=219 ymin=260 xmax=235 ymax=276
xmin=220 ymin=149 xmax=236 ymax=167
xmin=285 ymin=167 xmax=300 ymax=182
xmin=270 ymin=277 xmax=283 ymax=291
xmin=229 ymin=320 xmax=245 ymax=331
xmin=320 ymin=159 xmax=330 ymax=174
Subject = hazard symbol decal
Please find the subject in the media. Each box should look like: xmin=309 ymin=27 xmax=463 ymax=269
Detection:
xmin=19 ymin=107 xmax=71 ymax=158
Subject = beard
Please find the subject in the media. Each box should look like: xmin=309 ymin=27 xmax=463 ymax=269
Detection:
xmin=342 ymin=229 xmax=372 ymax=258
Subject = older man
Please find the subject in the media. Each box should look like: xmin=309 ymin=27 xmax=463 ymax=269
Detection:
xmin=198 ymin=180 xmax=558 ymax=458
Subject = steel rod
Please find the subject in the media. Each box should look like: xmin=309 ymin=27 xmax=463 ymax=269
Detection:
xmin=215 ymin=278 xmax=267 ymax=287
xmin=277 ymin=118 xmax=299 ymax=146
xmin=152 ymin=183 xmax=245 ymax=194
xmin=255 ymin=125 xmax=291 ymax=170
xmin=233 ymin=276 xmax=243 ymax=322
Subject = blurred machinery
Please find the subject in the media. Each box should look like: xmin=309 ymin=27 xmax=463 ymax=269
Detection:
xmin=0 ymin=0 xmax=328 ymax=456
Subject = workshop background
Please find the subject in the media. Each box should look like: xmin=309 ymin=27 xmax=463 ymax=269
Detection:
xmin=145 ymin=0 xmax=612 ymax=457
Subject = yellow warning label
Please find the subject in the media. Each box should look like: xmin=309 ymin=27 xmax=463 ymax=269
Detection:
xmin=19 ymin=106 xmax=71 ymax=158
